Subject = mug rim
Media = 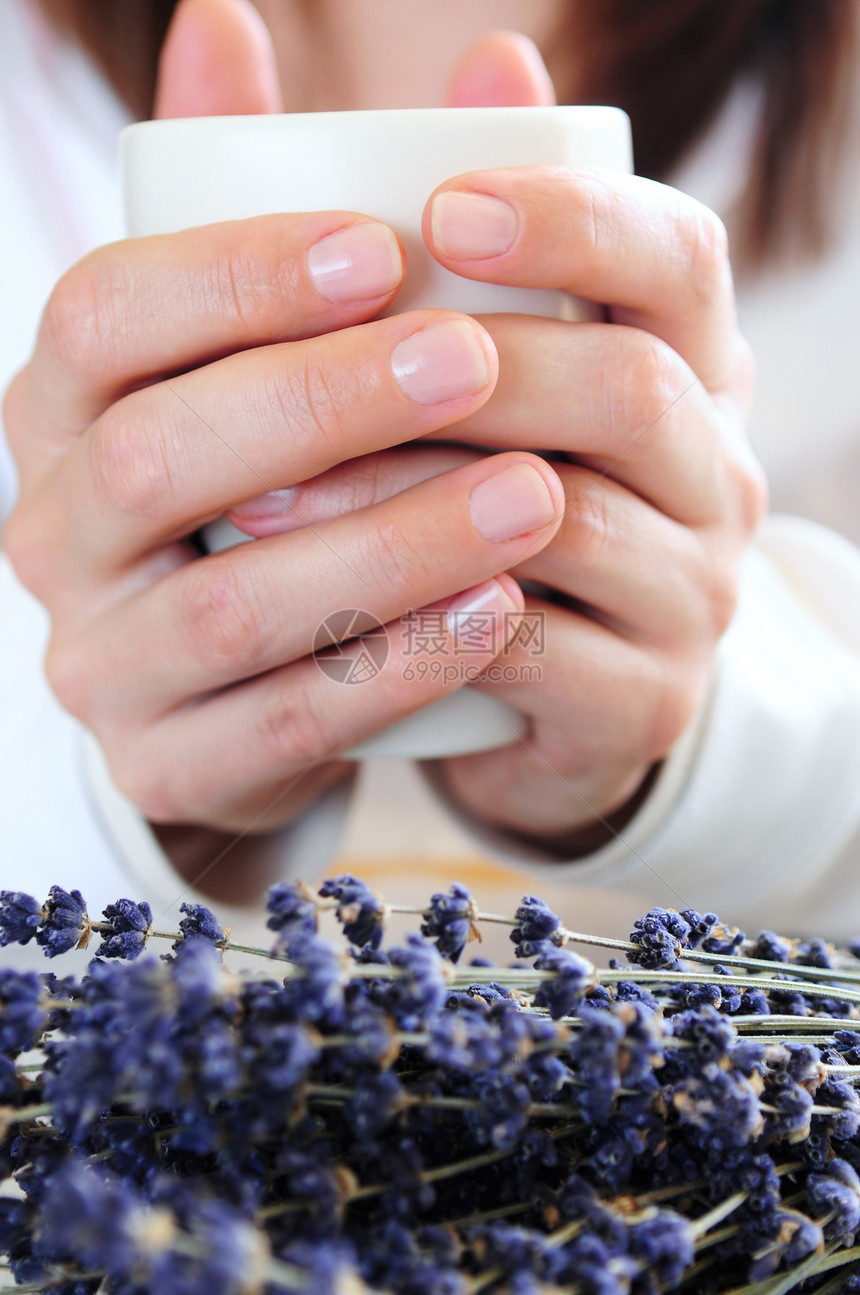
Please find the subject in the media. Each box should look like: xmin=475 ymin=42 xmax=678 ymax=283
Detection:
xmin=121 ymin=103 xmax=630 ymax=143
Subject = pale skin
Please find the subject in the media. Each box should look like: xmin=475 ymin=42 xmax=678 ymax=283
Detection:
xmin=2 ymin=0 xmax=766 ymax=898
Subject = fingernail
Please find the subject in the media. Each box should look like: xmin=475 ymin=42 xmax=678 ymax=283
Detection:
xmin=308 ymin=223 xmax=402 ymax=302
xmin=391 ymin=320 xmax=491 ymax=405
xmin=469 ymin=464 xmax=557 ymax=542
xmin=446 ymin=578 xmax=517 ymax=639
xmin=231 ymin=487 xmax=299 ymax=520
xmin=431 ymin=191 xmax=519 ymax=260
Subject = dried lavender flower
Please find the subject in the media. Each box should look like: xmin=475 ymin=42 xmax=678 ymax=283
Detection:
xmin=752 ymin=929 xmax=793 ymax=963
xmin=0 ymin=969 xmax=46 ymax=1055
xmin=319 ymin=873 xmax=387 ymax=950
xmin=35 ymin=885 xmax=89 ymax=957
xmin=0 ymin=890 xmax=41 ymax=947
xmin=421 ymin=883 xmax=476 ymax=963
xmin=265 ymin=880 xmax=318 ymax=950
xmin=4 ymin=875 xmax=860 ymax=1294
xmin=511 ymin=895 xmax=564 ymax=959
xmin=96 ymin=898 xmax=153 ymax=959
xmin=532 ymin=946 xmax=593 ymax=1018
xmin=629 ymin=907 xmax=690 ymax=969
xmin=177 ymin=900 xmax=226 ymax=949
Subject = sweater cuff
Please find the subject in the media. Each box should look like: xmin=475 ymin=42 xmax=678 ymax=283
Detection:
xmin=417 ymin=676 xmax=712 ymax=891
xmin=78 ymin=729 xmax=356 ymax=940
xmin=421 ymin=536 xmax=860 ymax=932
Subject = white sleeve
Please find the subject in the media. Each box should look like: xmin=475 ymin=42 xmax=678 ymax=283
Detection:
xmin=418 ymin=515 xmax=860 ymax=942
xmin=0 ymin=553 xmax=355 ymax=950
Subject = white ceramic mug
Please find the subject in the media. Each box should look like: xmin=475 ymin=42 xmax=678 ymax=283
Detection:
xmin=121 ymin=106 xmax=632 ymax=760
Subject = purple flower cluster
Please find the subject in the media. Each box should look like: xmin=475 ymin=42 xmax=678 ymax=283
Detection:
xmin=1 ymin=885 xmax=90 ymax=960
xmin=421 ymin=883 xmax=477 ymax=962
xmin=510 ymin=895 xmax=565 ymax=958
xmin=97 ymin=897 xmax=153 ymax=959
xmin=2 ymin=877 xmax=860 ymax=1294
xmin=319 ymin=873 xmax=387 ymax=950
xmin=1 ymin=887 xmax=156 ymax=961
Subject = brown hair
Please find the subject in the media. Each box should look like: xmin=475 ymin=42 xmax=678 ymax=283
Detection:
xmin=566 ymin=0 xmax=859 ymax=268
xmin=40 ymin=0 xmax=859 ymax=271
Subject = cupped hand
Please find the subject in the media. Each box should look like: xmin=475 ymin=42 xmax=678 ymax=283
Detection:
xmin=233 ymin=34 xmax=767 ymax=855
xmin=4 ymin=205 xmax=575 ymax=828
xmin=0 ymin=2 xmax=567 ymax=883
xmin=430 ymin=156 xmax=767 ymax=852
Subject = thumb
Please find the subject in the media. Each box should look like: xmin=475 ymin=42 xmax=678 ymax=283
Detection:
xmin=153 ymin=0 xmax=282 ymax=120
xmin=445 ymin=31 xmax=556 ymax=108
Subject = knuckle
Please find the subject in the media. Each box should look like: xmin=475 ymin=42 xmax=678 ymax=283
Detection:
xmin=562 ymin=478 xmax=616 ymax=569
xmin=258 ymin=680 xmax=330 ymax=769
xmin=634 ymin=333 xmax=687 ymax=414
xmin=109 ymin=750 xmax=181 ymax=823
xmin=357 ymin=449 xmax=415 ymax=509
xmin=333 ymin=454 xmax=393 ymax=512
xmin=678 ymin=201 xmax=730 ymax=305
xmin=713 ymin=411 xmax=769 ymax=536
xmin=269 ymin=347 xmax=372 ymax=454
xmin=43 ymin=635 xmax=95 ymax=720
xmin=178 ymin=557 xmax=267 ymax=675
xmin=87 ymin=401 xmax=174 ymax=522
xmin=703 ymin=556 xmax=741 ymax=639
xmin=612 ymin=333 xmax=688 ymax=447
xmin=208 ymin=224 xmax=302 ymax=335
xmin=3 ymin=505 xmax=56 ymax=599
xmin=300 ymin=461 xmax=369 ymax=519
xmin=363 ymin=518 xmax=434 ymax=591
xmin=41 ymin=252 xmax=121 ymax=378
xmin=646 ymin=659 xmax=705 ymax=760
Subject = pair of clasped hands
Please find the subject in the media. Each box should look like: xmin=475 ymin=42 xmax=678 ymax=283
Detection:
xmin=2 ymin=0 xmax=766 ymax=879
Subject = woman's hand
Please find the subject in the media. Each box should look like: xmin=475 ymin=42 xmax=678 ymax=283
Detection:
xmin=235 ymin=163 xmax=766 ymax=854
xmin=427 ymin=165 xmax=767 ymax=851
xmin=1 ymin=1 xmax=568 ymax=893
xmin=1 ymin=213 xmax=568 ymax=868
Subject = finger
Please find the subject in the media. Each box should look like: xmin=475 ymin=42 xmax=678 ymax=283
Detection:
xmin=435 ymin=315 xmax=731 ymax=527
xmin=106 ymin=575 xmax=524 ymax=828
xmin=510 ymin=464 xmax=736 ymax=649
xmin=41 ymin=311 xmax=499 ymax=582
xmin=424 ymin=166 xmax=739 ymax=392
xmin=462 ymin=598 xmax=698 ymax=776
xmin=227 ymin=452 xmax=740 ymax=652
xmin=445 ymin=31 xmax=555 ymax=108
xmin=227 ymin=445 xmax=483 ymax=537
xmin=12 ymin=213 xmax=405 ymax=459
xmin=48 ymin=455 xmax=563 ymax=720
xmin=437 ymin=600 xmax=663 ymax=837
xmin=154 ymin=0 xmax=283 ymax=119
xmin=223 ymin=317 xmax=731 ymax=534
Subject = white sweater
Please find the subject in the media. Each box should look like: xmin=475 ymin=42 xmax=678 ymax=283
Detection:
xmin=2 ymin=0 xmax=860 ymax=951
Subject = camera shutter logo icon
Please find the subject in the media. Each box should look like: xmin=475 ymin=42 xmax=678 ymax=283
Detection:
xmin=313 ymin=609 xmax=390 ymax=685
